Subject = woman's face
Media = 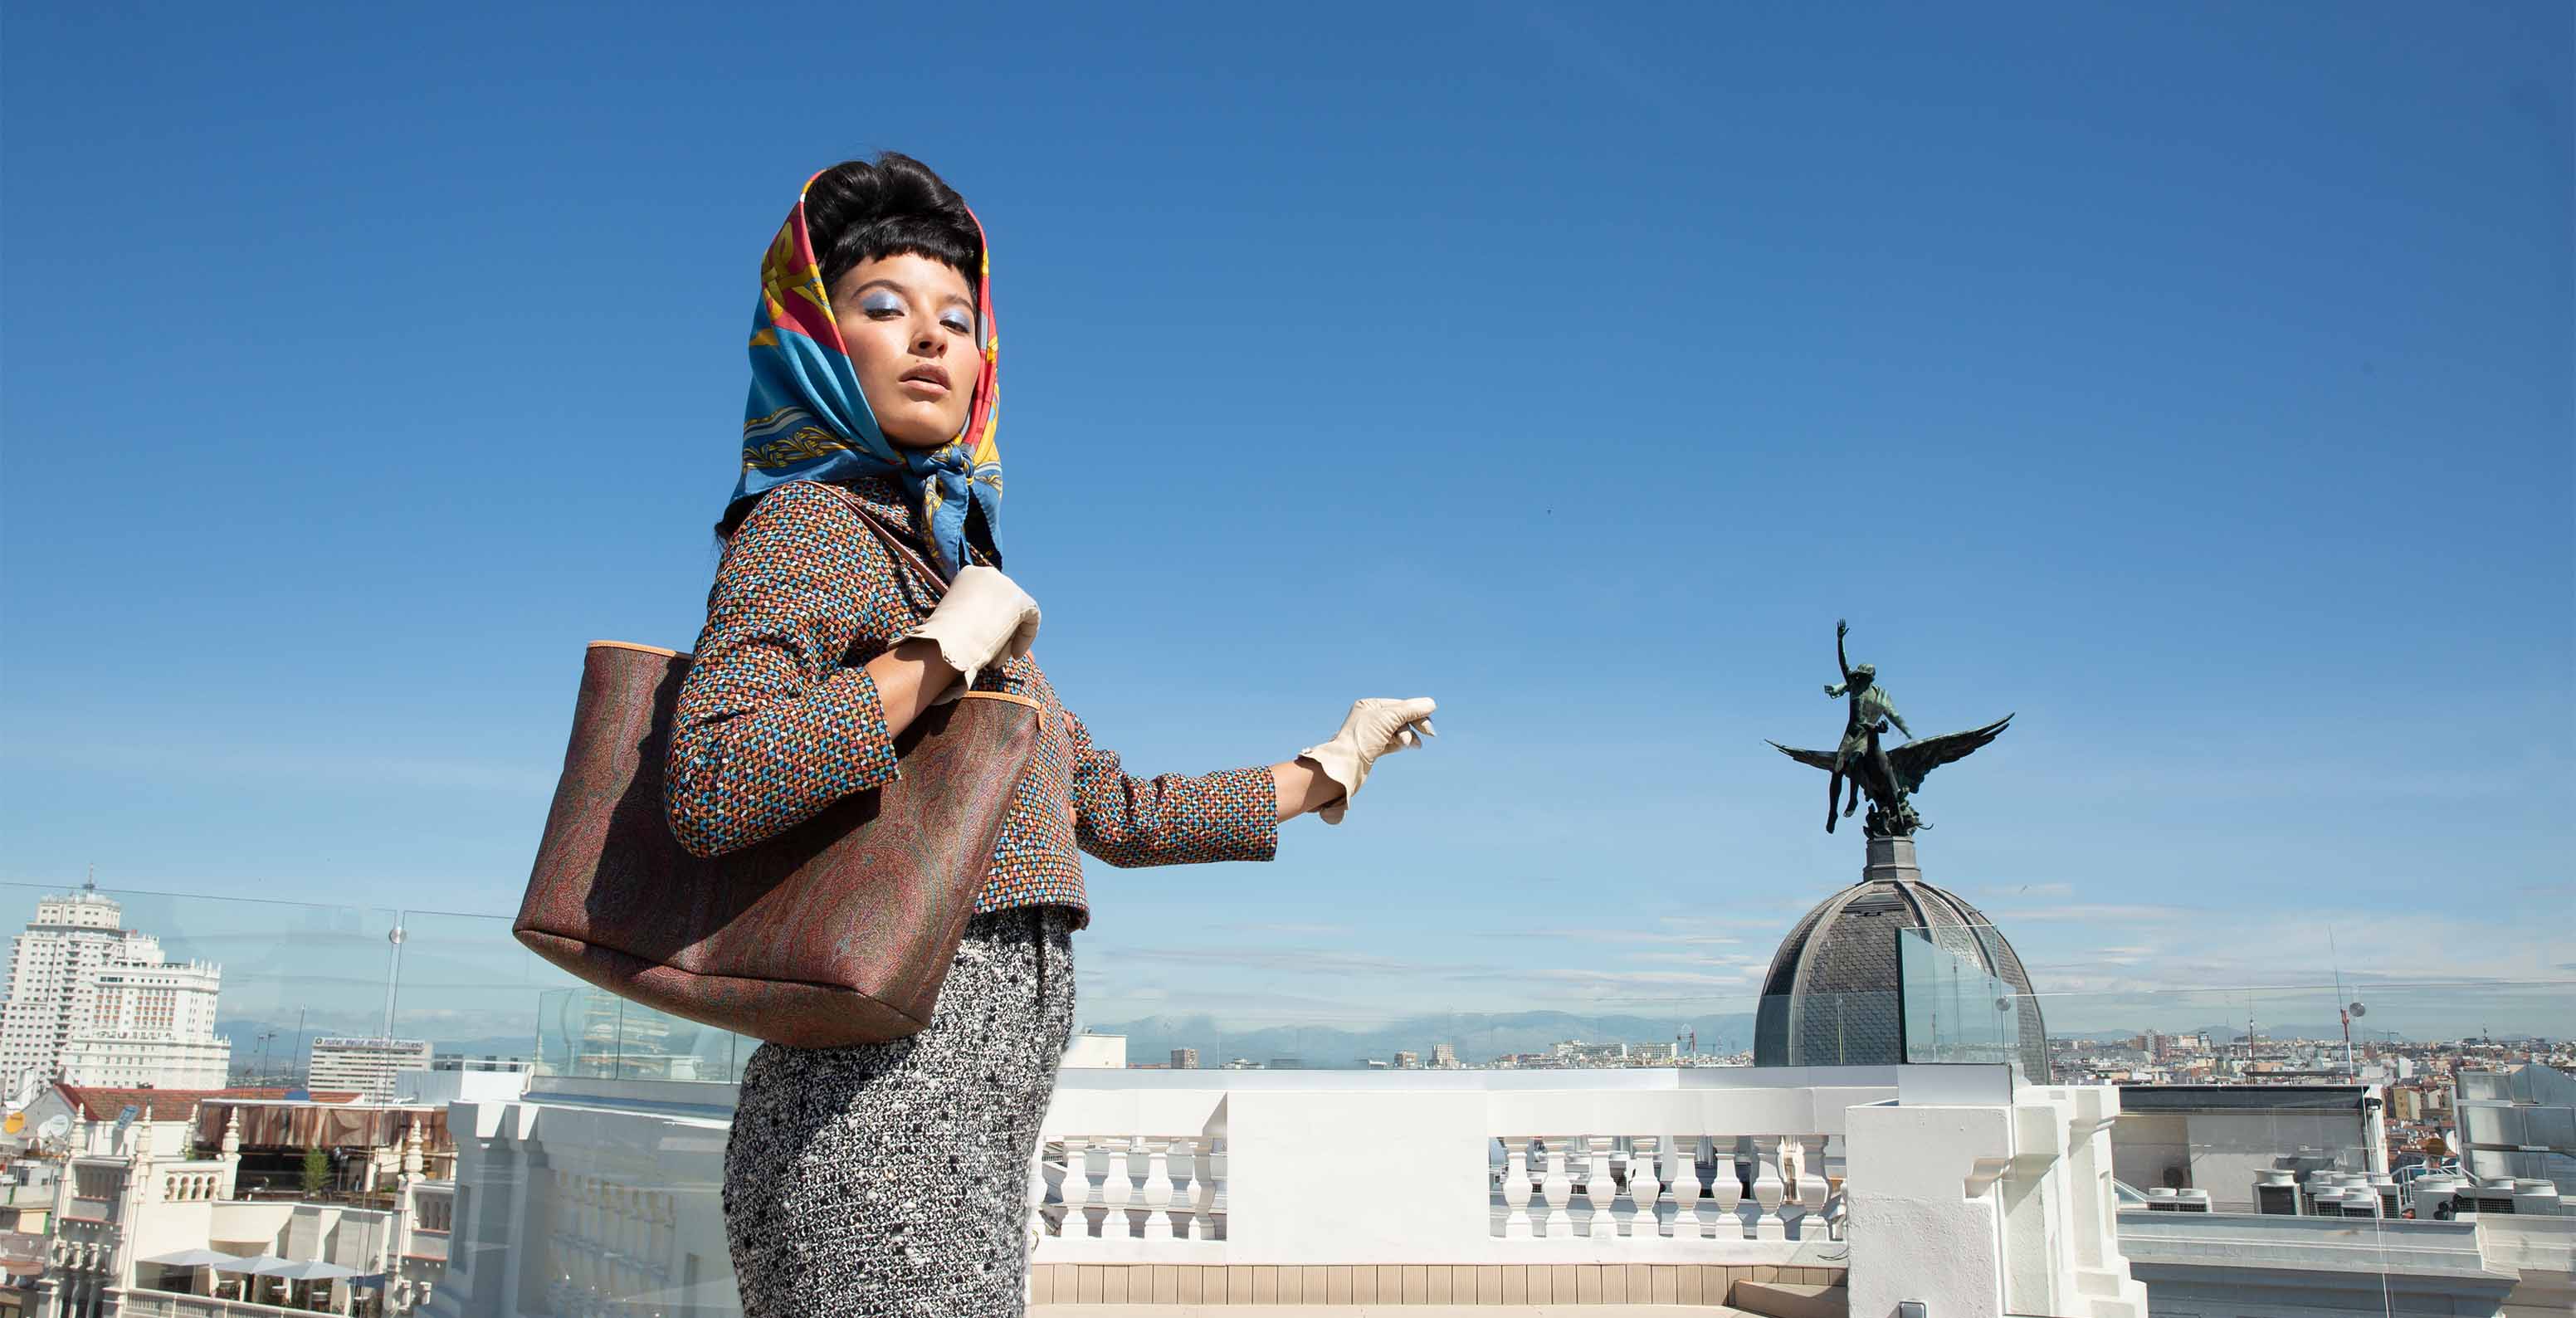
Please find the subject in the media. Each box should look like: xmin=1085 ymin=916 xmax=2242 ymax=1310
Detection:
xmin=830 ymin=251 xmax=981 ymax=451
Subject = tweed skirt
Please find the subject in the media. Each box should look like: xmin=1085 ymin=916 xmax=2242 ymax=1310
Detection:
xmin=723 ymin=904 xmax=1078 ymax=1316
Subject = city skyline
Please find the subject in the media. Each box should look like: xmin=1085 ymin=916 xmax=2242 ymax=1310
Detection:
xmin=0 ymin=881 xmax=2558 ymax=1077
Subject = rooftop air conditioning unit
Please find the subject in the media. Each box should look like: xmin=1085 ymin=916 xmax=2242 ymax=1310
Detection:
xmin=2253 ymin=1169 xmax=2299 ymax=1216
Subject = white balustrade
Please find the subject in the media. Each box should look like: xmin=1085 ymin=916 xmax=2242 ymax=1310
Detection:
xmin=1035 ymin=1134 xmax=1224 ymax=1249
xmin=1488 ymin=1130 xmax=1825 ymax=1246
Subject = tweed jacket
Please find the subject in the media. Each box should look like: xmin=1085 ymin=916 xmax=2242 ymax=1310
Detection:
xmin=662 ymin=476 xmax=1278 ymax=931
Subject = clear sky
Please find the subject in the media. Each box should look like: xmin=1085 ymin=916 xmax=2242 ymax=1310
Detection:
xmin=4 ymin=2 xmax=2569 ymax=1042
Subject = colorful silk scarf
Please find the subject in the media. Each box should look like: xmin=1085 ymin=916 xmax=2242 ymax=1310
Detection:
xmin=724 ymin=171 xmax=1002 ymax=577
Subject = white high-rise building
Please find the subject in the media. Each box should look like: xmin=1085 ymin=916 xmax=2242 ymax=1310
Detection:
xmin=309 ymin=1036 xmax=434 ymax=1100
xmin=0 ymin=881 xmax=211 ymax=1090
xmin=59 ymin=958 xmax=232 ymax=1087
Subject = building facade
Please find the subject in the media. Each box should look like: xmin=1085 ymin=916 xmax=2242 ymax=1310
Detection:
xmin=32 ymin=1083 xmax=464 ymax=1318
xmin=306 ymin=1037 xmax=434 ymax=1101
xmin=57 ymin=963 xmax=229 ymax=1091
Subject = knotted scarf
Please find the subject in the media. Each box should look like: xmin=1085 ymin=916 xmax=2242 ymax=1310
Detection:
xmin=722 ymin=171 xmax=1002 ymax=577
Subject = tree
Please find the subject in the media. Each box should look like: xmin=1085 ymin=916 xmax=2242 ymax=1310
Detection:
xmin=300 ymin=1145 xmax=329 ymax=1196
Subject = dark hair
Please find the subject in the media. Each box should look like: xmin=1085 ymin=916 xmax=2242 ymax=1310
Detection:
xmin=804 ymin=152 xmax=982 ymax=296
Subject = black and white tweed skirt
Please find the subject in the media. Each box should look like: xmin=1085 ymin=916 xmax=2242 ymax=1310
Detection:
xmin=723 ymin=904 xmax=1078 ymax=1316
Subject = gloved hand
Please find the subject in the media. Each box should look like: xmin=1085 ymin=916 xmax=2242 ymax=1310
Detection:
xmin=901 ymin=566 xmax=1041 ymax=696
xmin=1297 ymin=696 xmax=1437 ymax=825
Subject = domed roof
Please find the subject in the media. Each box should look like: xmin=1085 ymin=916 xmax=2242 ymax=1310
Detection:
xmin=1753 ymin=837 xmax=2048 ymax=1080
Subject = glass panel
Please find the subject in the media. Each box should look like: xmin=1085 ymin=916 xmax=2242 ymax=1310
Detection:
xmin=1897 ymin=925 xmax=2026 ymax=1074
xmin=386 ymin=908 xmax=752 ymax=1084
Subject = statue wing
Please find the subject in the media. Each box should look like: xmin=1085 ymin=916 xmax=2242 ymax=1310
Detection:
xmin=1767 ymin=741 xmax=1841 ymax=774
xmin=1886 ymin=714 xmax=2013 ymax=793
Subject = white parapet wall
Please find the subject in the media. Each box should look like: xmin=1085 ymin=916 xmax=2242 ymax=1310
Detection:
xmin=423 ymin=1063 xmax=2139 ymax=1316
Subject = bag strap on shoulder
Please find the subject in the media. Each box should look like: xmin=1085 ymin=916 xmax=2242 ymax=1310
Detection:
xmin=817 ymin=484 xmax=949 ymax=601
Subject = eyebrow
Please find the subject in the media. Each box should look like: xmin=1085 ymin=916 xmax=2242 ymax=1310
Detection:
xmin=846 ymin=277 xmax=975 ymax=313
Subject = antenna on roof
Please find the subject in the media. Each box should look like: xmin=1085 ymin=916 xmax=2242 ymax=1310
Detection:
xmin=83 ymin=864 xmax=95 ymax=894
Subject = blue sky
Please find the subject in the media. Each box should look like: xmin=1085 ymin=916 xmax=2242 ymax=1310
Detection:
xmin=4 ymin=2 xmax=2569 ymax=1041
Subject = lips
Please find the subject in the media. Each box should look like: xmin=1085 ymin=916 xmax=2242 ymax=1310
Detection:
xmin=899 ymin=364 xmax=952 ymax=393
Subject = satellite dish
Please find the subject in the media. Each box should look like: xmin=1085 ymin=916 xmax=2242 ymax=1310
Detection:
xmin=37 ymin=1115 xmax=70 ymax=1143
xmin=2349 ymin=1002 xmax=2369 ymax=1018
xmin=2 ymin=1112 xmax=22 ymax=1135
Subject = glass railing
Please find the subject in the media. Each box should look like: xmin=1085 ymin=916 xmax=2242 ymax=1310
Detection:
xmin=1896 ymin=925 xmax=2027 ymax=1072
xmin=384 ymin=907 xmax=758 ymax=1085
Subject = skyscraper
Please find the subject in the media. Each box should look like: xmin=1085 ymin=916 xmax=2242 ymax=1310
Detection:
xmin=0 ymin=880 xmax=231 ymax=1091
xmin=1169 ymin=1047 xmax=1199 ymax=1070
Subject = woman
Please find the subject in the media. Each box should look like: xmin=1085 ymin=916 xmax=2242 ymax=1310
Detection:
xmin=662 ymin=153 xmax=1438 ymax=1316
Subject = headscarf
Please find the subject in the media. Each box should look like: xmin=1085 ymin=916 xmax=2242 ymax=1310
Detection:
xmin=722 ymin=170 xmax=1002 ymax=578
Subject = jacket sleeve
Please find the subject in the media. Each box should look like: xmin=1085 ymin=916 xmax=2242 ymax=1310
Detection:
xmin=1064 ymin=709 xmax=1281 ymax=869
xmin=663 ymin=483 xmax=905 ymax=858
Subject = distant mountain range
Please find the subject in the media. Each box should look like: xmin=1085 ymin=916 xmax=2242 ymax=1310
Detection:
xmin=1082 ymin=1009 xmax=1759 ymax=1068
xmin=2048 ymin=1023 xmax=2520 ymax=1046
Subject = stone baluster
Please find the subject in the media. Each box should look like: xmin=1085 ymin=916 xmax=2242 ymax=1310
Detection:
xmin=1751 ymin=1135 xmax=1788 ymax=1240
xmin=1796 ymin=1135 xmax=1830 ymax=1217
xmin=1586 ymin=1136 xmax=1618 ymax=1240
xmin=1101 ymin=1136 xmax=1137 ymax=1238
xmin=1188 ymin=1140 xmax=1221 ymax=1240
xmin=1501 ymin=1137 xmax=1534 ymax=1239
xmin=1059 ymin=1137 xmax=1091 ymax=1240
xmin=1196 ymin=1136 xmax=1222 ymax=1239
xmin=1666 ymin=1133 xmax=1702 ymax=1237
xmin=1140 ymin=1138 xmax=1177 ymax=1240
xmin=1539 ymin=1137 xmax=1573 ymax=1237
xmin=1027 ymin=1144 xmax=1053 ymax=1248
xmin=1711 ymin=1138 xmax=1745 ymax=1237
xmin=1627 ymin=1136 xmax=1663 ymax=1239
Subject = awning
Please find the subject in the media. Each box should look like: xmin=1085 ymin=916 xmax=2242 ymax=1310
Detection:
xmin=265 ymin=1260 xmax=363 ymax=1281
xmin=139 ymin=1249 xmax=241 ymax=1267
xmin=208 ymin=1254 xmax=295 ymax=1274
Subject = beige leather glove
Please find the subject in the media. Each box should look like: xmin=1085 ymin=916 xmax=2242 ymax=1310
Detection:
xmin=902 ymin=565 xmax=1041 ymax=696
xmin=1297 ymin=696 xmax=1437 ymax=825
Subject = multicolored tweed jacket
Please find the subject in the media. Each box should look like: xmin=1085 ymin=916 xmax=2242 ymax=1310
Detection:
xmin=663 ymin=476 xmax=1279 ymax=931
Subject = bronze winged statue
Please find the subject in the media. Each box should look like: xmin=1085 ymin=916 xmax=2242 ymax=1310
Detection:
xmin=1769 ymin=619 xmax=2012 ymax=837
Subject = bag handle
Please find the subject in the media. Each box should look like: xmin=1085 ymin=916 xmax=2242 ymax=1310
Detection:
xmin=817 ymin=484 xmax=950 ymax=602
